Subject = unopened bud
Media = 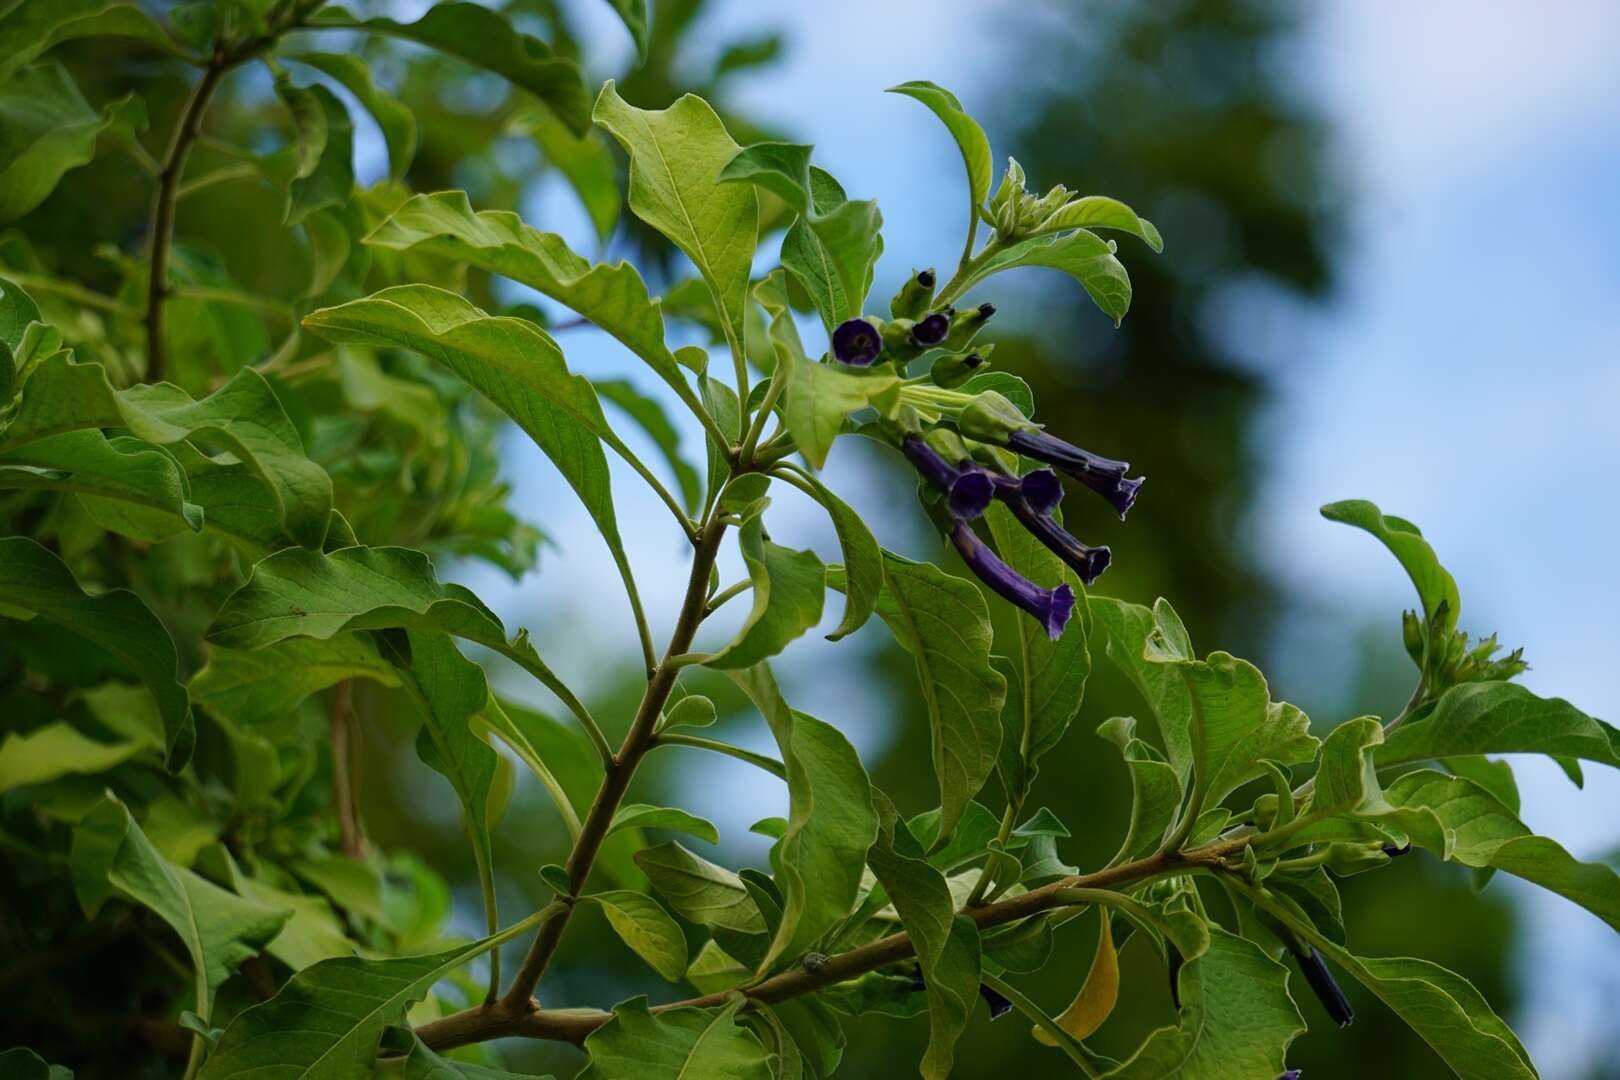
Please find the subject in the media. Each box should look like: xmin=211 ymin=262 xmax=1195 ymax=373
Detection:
xmin=890 ymin=268 xmax=938 ymax=320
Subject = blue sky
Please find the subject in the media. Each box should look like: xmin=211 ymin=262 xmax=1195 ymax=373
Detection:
xmin=428 ymin=1 xmax=1620 ymax=1072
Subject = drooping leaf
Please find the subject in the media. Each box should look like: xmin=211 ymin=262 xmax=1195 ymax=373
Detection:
xmin=784 ymin=467 xmax=881 ymax=640
xmin=1034 ymin=907 xmax=1119 ymax=1045
xmin=0 ymin=354 xmax=332 ymax=549
xmin=0 ymin=537 xmax=192 ymax=768
xmin=190 ymin=634 xmax=401 ymax=726
xmin=593 ymin=82 xmax=758 ymax=358
xmin=701 ymin=515 xmax=826 ymax=669
xmin=0 ymin=0 xmax=183 ymax=85
xmin=302 ymin=286 xmax=647 ymax=626
xmin=1322 ymin=499 xmax=1462 ymax=635
xmin=588 ymin=890 xmax=688 ymax=982
xmin=871 ymin=551 xmax=1006 ymax=840
xmin=287 ymin=53 xmax=417 ymax=180
xmin=949 ymin=230 xmax=1133 ymax=325
xmin=70 ymin=795 xmax=287 ymax=1020
xmin=578 ymin=997 xmax=772 ymax=1080
xmin=728 ymin=664 xmax=876 ymax=969
xmin=363 ymin=192 xmax=708 ymax=420
xmin=609 ymin=804 xmax=720 ymax=845
xmin=276 ymin=79 xmax=355 ymax=226
xmin=197 ymin=928 xmax=531 ymax=1079
xmin=0 ymin=722 xmax=151 ymax=794
xmin=863 ymin=791 xmax=980 ymax=1080
xmin=1104 ymin=928 xmax=1304 ymax=1079
xmin=887 ymin=81 xmax=993 ymax=234
xmin=309 ymin=3 xmax=591 ymax=134
xmin=985 ymin=502 xmax=1091 ymax=800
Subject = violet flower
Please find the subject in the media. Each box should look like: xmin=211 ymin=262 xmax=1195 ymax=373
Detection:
xmin=1019 ymin=468 xmax=1064 ymax=515
xmin=833 ymin=318 xmax=882 ymax=366
xmin=912 ymin=311 xmax=950 ymax=347
xmin=1006 ymin=429 xmax=1144 ymax=519
xmin=950 ymin=521 xmax=1075 ymax=640
xmin=902 ymin=437 xmax=993 ymax=520
xmin=1278 ymin=1072 xmax=1302 ymax=1080
xmin=1295 ymin=947 xmax=1355 ymax=1028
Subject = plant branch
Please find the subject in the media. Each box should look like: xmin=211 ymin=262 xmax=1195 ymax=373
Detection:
xmin=419 ymin=835 xmax=1249 ymax=1051
xmin=327 ymin=680 xmax=365 ymax=858
xmin=496 ymin=516 xmax=731 ymax=1010
xmin=146 ymin=49 xmax=233 ymax=382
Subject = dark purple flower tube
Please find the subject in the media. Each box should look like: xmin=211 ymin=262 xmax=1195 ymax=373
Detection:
xmin=902 ymin=437 xmax=993 ymax=519
xmin=978 ymin=983 xmax=1013 ymax=1020
xmin=950 ymin=521 xmax=1075 ymax=640
xmin=832 ymin=318 xmax=882 ymax=366
xmin=1006 ymin=430 xmax=1144 ymax=518
xmin=1019 ymin=468 xmax=1063 ymax=515
xmin=1007 ymin=497 xmax=1113 ymax=585
xmin=911 ymin=311 xmax=950 ymax=347
xmin=1295 ymin=947 xmax=1355 ymax=1028
xmin=1278 ymin=1072 xmax=1303 ymax=1080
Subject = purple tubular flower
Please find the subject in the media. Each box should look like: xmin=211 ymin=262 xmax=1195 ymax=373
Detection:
xmin=1007 ymin=497 xmax=1113 ymax=585
xmin=1006 ymin=430 xmax=1144 ymax=518
xmin=912 ymin=311 xmax=950 ymax=347
xmin=1295 ymin=947 xmax=1355 ymax=1028
xmin=902 ymin=437 xmax=993 ymax=519
xmin=832 ymin=318 xmax=882 ymax=366
xmin=950 ymin=521 xmax=1075 ymax=640
xmin=1019 ymin=468 xmax=1063 ymax=515
xmin=978 ymin=983 xmax=1013 ymax=1020
xmin=1278 ymin=1072 xmax=1303 ymax=1080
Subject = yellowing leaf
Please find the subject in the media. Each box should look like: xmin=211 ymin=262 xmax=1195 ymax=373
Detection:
xmin=1034 ymin=907 xmax=1118 ymax=1045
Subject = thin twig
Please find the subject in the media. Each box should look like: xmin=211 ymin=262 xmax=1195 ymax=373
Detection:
xmin=327 ymin=680 xmax=365 ymax=858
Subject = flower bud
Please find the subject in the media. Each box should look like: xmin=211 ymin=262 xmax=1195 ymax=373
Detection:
xmin=1294 ymin=946 xmax=1354 ymax=1027
xmin=890 ymin=268 xmax=938 ymax=320
xmin=832 ymin=317 xmax=883 ymax=367
xmin=955 ymin=389 xmax=1037 ymax=444
xmin=928 ymin=350 xmax=987 ymax=389
xmin=943 ymin=302 xmax=996 ymax=351
xmin=1324 ymin=842 xmax=1392 ymax=877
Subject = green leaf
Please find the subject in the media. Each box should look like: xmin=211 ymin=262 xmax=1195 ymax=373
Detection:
xmin=953 ymin=230 xmax=1133 ymax=325
xmin=871 ymin=551 xmax=1006 ymax=840
xmin=609 ymin=804 xmax=720 ymax=845
xmin=596 ymin=377 xmax=702 ymax=513
xmin=887 ymin=81 xmax=993 ymax=234
xmin=1091 ymin=598 xmax=1194 ymax=782
xmin=602 ymin=0 xmax=650 ymax=65
xmin=1104 ymin=928 xmax=1303 ymax=1079
xmin=1038 ymin=196 xmax=1164 ymax=251
xmin=0 ymin=63 xmax=123 ymax=223
xmin=720 ymin=146 xmax=883 ymax=331
xmin=0 ymin=354 xmax=333 ymax=549
xmin=0 ymin=1047 xmax=73 ymax=1080
xmin=1096 ymin=717 xmax=1180 ymax=864
xmin=70 ymin=795 xmax=287 ymax=1020
xmin=593 ymin=82 xmax=758 ymax=358
xmin=701 ymin=515 xmax=825 ymax=669
xmin=863 ymin=791 xmax=980 ymax=1080
xmin=985 ymin=503 xmax=1091 ymax=800
xmin=380 ymin=1027 xmax=545 ymax=1079
xmin=783 ymin=467 xmax=881 ymax=641
xmin=1322 ymin=499 xmax=1462 ymax=634
xmin=0 ymin=1 xmax=183 ymax=85
xmin=0 ymin=537 xmax=192 ymax=769
xmin=276 ymin=79 xmax=355 ymax=226
xmin=209 ymin=849 xmax=355 ymax=973
xmin=636 ymin=841 xmax=767 ymax=935
xmin=1305 ymin=716 xmax=1386 ymax=816
xmin=1310 ymin=943 xmax=1536 ymax=1080
xmin=780 ymin=343 xmax=899 ymax=472
xmin=302 ymin=286 xmax=647 ymax=621
xmin=287 ymin=53 xmax=416 ymax=180
xmin=588 ymin=890 xmax=688 ymax=982
xmin=1372 ymin=770 xmax=1620 ymax=932
xmin=310 ymin=3 xmax=590 ymax=134
xmin=579 ymin=997 xmax=773 ymax=1080
xmin=0 ymin=430 xmax=204 ymax=541
xmin=0 ymin=722 xmax=150 ymax=794
xmin=398 ymin=633 xmax=500 ymax=942
xmin=191 ymin=634 xmax=401 ymax=726
xmin=728 ymin=664 xmax=876 ymax=969
xmin=197 ymin=926 xmax=533 ymax=1079
xmin=363 ymin=192 xmax=709 ymax=423
xmin=1378 ymin=681 xmax=1620 ymax=772
xmin=1142 ymin=598 xmax=1318 ymax=805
